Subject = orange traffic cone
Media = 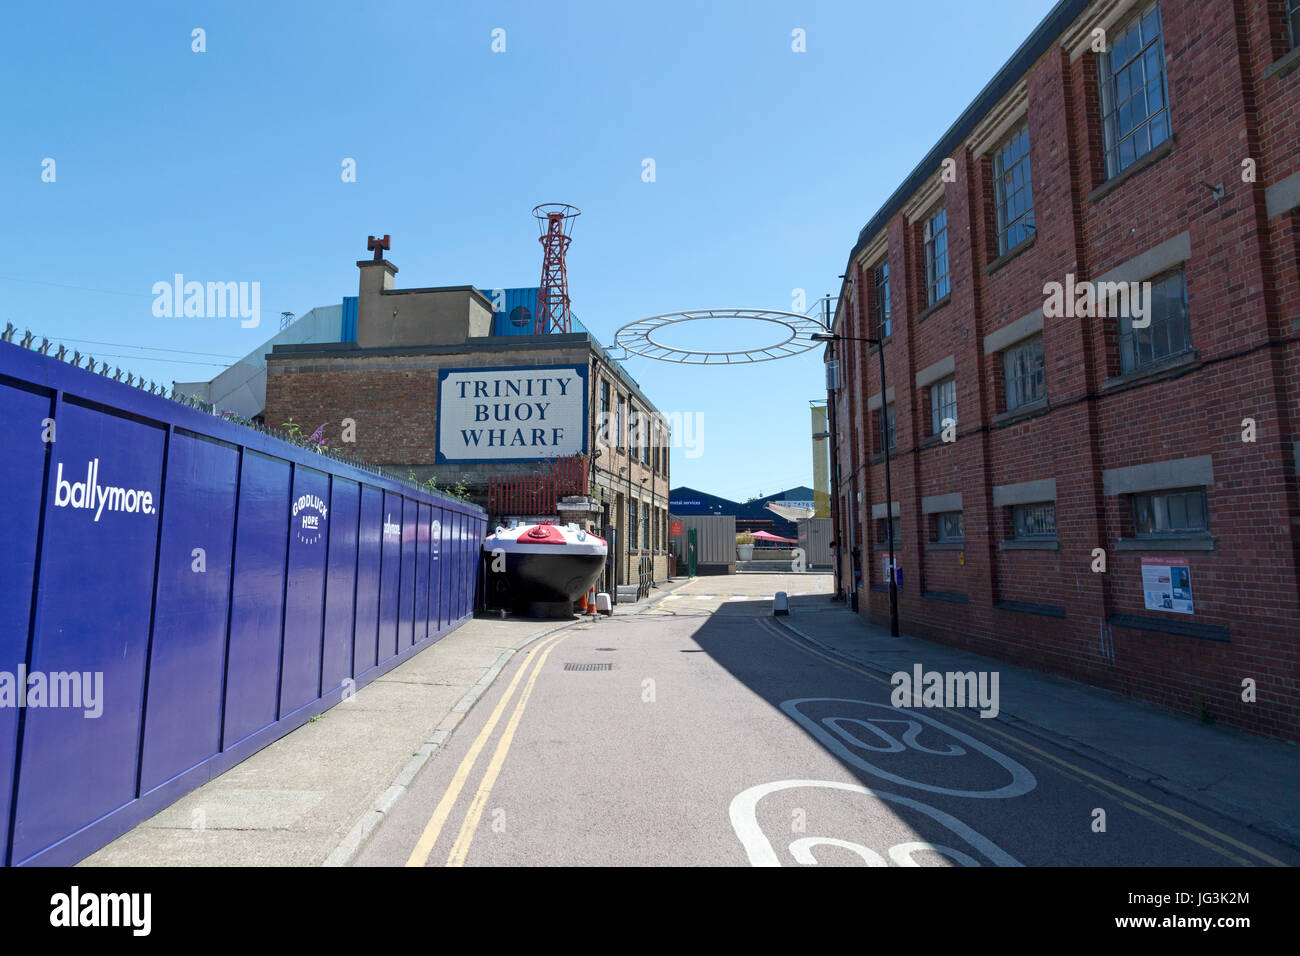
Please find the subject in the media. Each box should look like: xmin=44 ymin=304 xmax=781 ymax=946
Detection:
xmin=586 ymin=587 xmax=597 ymax=616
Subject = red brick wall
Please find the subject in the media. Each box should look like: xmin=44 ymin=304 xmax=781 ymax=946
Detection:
xmin=837 ymin=0 xmax=1300 ymax=739
xmin=266 ymin=364 xmax=438 ymax=465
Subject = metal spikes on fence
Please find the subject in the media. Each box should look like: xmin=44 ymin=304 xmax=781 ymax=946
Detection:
xmin=0 ymin=322 xmax=468 ymax=501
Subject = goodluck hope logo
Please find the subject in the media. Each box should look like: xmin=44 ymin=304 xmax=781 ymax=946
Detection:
xmin=292 ymin=493 xmax=328 ymax=544
xmin=53 ymin=459 xmax=155 ymax=522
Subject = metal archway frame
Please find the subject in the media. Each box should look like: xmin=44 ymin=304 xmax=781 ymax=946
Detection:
xmin=613 ymin=309 xmax=828 ymax=365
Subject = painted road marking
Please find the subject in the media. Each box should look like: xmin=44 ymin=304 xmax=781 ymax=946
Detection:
xmin=404 ymin=631 xmax=567 ymax=867
xmin=444 ymin=633 xmax=565 ymax=866
xmin=757 ymin=617 xmax=1285 ymax=867
xmin=781 ymin=697 xmax=1037 ymax=798
xmin=729 ymin=779 xmax=1022 ymax=867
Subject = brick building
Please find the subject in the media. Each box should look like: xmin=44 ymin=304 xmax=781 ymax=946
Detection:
xmin=263 ymin=245 xmax=672 ymax=588
xmin=828 ymin=0 xmax=1300 ymax=738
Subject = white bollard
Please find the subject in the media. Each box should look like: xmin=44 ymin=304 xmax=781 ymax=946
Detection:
xmin=595 ymin=592 xmax=613 ymax=616
xmin=773 ymin=591 xmax=789 ymax=616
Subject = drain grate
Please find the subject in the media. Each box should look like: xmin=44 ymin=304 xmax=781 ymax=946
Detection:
xmin=564 ymin=662 xmax=613 ymax=672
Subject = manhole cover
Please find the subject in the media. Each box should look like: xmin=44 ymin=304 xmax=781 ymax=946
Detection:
xmin=564 ymin=663 xmax=613 ymax=672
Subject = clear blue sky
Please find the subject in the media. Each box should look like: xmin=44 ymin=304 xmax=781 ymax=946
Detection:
xmin=1 ymin=0 xmax=1055 ymax=501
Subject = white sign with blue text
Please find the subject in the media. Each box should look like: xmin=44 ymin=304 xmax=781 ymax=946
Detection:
xmin=437 ymin=364 xmax=588 ymax=463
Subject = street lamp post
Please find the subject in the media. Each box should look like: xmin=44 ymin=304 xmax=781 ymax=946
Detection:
xmin=812 ymin=329 xmax=900 ymax=638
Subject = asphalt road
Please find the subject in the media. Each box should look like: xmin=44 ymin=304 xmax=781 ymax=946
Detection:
xmin=355 ymin=574 xmax=1299 ymax=867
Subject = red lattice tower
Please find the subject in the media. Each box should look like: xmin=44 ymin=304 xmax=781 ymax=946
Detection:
xmin=532 ymin=203 xmax=580 ymax=334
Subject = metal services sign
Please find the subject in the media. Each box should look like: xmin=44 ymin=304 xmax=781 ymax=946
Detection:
xmin=437 ymin=364 xmax=588 ymax=463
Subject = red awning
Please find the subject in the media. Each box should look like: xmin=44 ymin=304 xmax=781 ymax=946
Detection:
xmin=751 ymin=530 xmax=797 ymax=544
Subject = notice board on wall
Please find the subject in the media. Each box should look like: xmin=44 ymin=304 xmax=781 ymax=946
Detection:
xmin=1141 ymin=556 xmax=1194 ymax=614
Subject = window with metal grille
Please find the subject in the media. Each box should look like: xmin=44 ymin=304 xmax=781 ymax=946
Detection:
xmin=876 ymin=516 xmax=901 ymax=549
xmin=1131 ymin=488 xmax=1208 ymax=535
xmin=1003 ymin=335 xmax=1045 ymax=410
xmin=934 ymin=511 xmax=964 ymax=543
xmin=993 ymin=125 xmax=1035 ymax=255
xmin=1099 ymin=3 xmax=1171 ymax=178
xmin=1119 ymin=269 xmax=1191 ymax=373
xmin=628 ymin=499 xmax=637 ymax=548
xmin=1012 ymin=502 xmax=1057 ymax=539
xmin=930 ymin=377 xmax=957 ymax=436
xmin=875 ymin=261 xmax=891 ymax=339
xmin=881 ymin=403 xmax=897 ymax=452
xmin=641 ymin=502 xmax=649 ymax=550
xmin=924 ymin=208 xmax=950 ymax=305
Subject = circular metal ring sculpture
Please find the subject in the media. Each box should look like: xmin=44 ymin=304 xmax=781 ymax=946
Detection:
xmin=613 ymin=309 xmax=827 ymax=365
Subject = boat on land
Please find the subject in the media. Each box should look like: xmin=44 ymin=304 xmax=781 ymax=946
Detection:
xmin=483 ymin=521 xmax=607 ymax=617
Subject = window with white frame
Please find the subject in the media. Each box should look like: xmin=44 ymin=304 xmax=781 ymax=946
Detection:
xmin=1131 ymin=487 xmax=1208 ymax=536
xmin=924 ymin=208 xmax=950 ymax=305
xmin=993 ymin=125 xmax=1035 ymax=255
xmin=1003 ymin=335 xmax=1045 ymax=411
xmin=930 ymin=376 xmax=957 ymax=436
xmin=1099 ymin=3 xmax=1171 ymax=178
xmin=1119 ymin=269 xmax=1191 ymax=374
xmin=1011 ymin=502 xmax=1057 ymax=540
xmin=934 ymin=511 xmax=964 ymax=543
xmin=875 ymin=261 xmax=892 ymax=339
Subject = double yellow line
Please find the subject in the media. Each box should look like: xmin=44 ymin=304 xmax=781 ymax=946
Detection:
xmin=756 ymin=617 xmax=1287 ymax=867
xmin=405 ymin=631 xmax=568 ymax=868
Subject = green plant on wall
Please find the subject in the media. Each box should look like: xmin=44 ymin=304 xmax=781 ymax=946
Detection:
xmin=736 ymin=532 xmax=755 ymax=545
xmin=403 ymin=470 xmax=473 ymax=503
xmin=282 ymin=417 xmax=328 ymax=452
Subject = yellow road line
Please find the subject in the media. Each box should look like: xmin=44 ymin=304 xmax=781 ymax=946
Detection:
xmin=404 ymin=632 xmax=566 ymax=868
xmin=445 ymin=634 xmax=565 ymax=866
xmin=759 ymin=618 xmax=1286 ymax=867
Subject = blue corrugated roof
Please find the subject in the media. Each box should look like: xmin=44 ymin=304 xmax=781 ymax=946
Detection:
xmin=341 ymin=296 xmax=357 ymax=342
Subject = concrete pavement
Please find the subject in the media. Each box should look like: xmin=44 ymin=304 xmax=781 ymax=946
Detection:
xmin=81 ymin=574 xmax=692 ymax=866
xmin=773 ymin=590 xmax=1300 ymax=849
xmin=81 ymin=615 xmax=580 ymax=866
xmin=81 ymin=572 xmax=1299 ymax=865
xmin=358 ymin=572 xmax=1299 ymax=866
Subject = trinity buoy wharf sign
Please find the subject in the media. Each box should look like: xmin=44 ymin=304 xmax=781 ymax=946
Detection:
xmin=437 ymin=364 xmax=588 ymax=463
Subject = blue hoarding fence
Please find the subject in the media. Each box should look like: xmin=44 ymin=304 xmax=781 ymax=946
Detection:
xmin=0 ymin=327 xmax=487 ymax=866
